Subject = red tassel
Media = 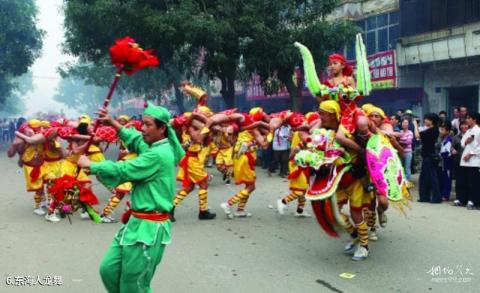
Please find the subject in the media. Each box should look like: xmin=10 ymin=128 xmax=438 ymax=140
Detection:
xmin=311 ymin=201 xmax=339 ymax=238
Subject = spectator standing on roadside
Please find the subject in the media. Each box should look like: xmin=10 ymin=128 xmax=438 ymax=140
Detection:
xmin=1 ymin=119 xmax=9 ymax=142
xmin=459 ymin=113 xmax=480 ymax=210
xmin=438 ymin=111 xmax=447 ymax=124
xmin=399 ymin=118 xmax=414 ymax=182
xmin=8 ymin=119 xmax=16 ymax=142
xmin=438 ymin=122 xmax=453 ymax=201
xmin=452 ymin=120 xmax=469 ymax=206
xmin=391 ymin=115 xmax=401 ymax=132
xmin=269 ymin=124 xmax=291 ymax=178
xmin=451 ymin=107 xmax=460 ymax=134
xmin=413 ymin=113 xmax=441 ymax=204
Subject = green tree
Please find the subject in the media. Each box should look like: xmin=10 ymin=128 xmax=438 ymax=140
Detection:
xmin=62 ymin=0 xmax=357 ymax=111
xmin=62 ymin=0 xmax=198 ymax=111
xmin=0 ymin=0 xmax=43 ymax=106
xmin=53 ymin=76 xmax=113 ymax=114
xmin=0 ymin=72 xmax=33 ymax=115
xmin=241 ymin=0 xmax=358 ymax=111
xmin=58 ymin=52 xmax=193 ymax=113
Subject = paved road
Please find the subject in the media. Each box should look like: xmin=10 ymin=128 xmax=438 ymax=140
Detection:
xmin=0 ymin=147 xmax=479 ymax=293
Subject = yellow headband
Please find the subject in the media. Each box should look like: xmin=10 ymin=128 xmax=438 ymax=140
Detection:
xmin=249 ymin=107 xmax=263 ymax=115
xmin=79 ymin=114 xmax=92 ymax=125
xmin=197 ymin=106 xmax=212 ymax=115
xmin=362 ymin=104 xmax=385 ymax=118
xmin=319 ymin=100 xmax=340 ymax=121
xmin=117 ymin=115 xmax=130 ymax=122
xmin=28 ymin=119 xmax=42 ymax=129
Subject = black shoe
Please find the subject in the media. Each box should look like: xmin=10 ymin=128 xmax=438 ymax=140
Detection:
xmin=170 ymin=207 xmax=176 ymax=222
xmin=222 ymin=173 xmax=227 ymax=182
xmin=225 ymin=178 xmax=231 ymax=185
xmin=417 ymin=199 xmax=429 ymax=203
xmin=430 ymin=200 xmax=442 ymax=204
xmin=198 ymin=210 xmax=216 ymax=220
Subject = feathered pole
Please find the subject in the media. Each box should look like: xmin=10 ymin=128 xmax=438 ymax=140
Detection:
xmin=294 ymin=42 xmax=327 ymax=97
xmin=355 ymin=33 xmax=372 ymax=96
xmin=75 ymin=36 xmax=160 ymax=222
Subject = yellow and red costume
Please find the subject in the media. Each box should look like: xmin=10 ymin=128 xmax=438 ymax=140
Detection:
xmin=61 ymin=151 xmax=91 ymax=184
xmin=22 ymin=143 xmax=44 ymax=193
xmin=20 ymin=120 xmax=47 ymax=209
xmin=233 ymin=129 xmax=257 ymax=185
xmin=42 ymin=139 xmax=62 ymax=183
xmin=282 ymin=131 xmax=308 ymax=210
xmin=174 ymin=129 xmax=213 ymax=216
xmin=225 ymin=110 xmax=265 ymax=213
xmin=176 ymin=132 xmax=209 ymax=187
xmin=215 ymin=134 xmax=234 ymax=168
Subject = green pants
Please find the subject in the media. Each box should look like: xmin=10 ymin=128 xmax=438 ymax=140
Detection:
xmin=99 ymin=233 xmax=166 ymax=293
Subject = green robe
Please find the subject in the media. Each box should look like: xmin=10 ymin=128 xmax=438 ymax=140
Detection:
xmin=90 ymin=127 xmax=176 ymax=292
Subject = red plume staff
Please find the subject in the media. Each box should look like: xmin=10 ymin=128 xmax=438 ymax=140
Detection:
xmin=78 ymin=36 xmax=160 ymax=177
xmin=65 ymin=37 xmax=159 ymax=222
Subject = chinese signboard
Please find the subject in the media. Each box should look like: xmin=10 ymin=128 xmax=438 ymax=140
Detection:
xmin=348 ymin=50 xmax=397 ymax=89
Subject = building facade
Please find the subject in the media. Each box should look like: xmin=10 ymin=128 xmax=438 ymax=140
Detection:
xmin=328 ymin=0 xmax=425 ymax=116
xmin=396 ymin=0 xmax=480 ymax=116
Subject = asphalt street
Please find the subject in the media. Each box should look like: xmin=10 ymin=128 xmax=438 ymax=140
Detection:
xmin=1 ymin=147 xmax=479 ymax=293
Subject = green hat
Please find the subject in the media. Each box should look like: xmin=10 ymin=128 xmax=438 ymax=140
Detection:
xmin=144 ymin=102 xmax=171 ymax=123
xmin=144 ymin=102 xmax=185 ymax=165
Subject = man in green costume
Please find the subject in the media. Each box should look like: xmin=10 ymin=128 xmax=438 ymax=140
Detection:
xmin=78 ymin=103 xmax=184 ymax=293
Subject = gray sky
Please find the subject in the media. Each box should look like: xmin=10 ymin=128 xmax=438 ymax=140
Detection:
xmin=25 ymin=0 xmax=76 ymax=116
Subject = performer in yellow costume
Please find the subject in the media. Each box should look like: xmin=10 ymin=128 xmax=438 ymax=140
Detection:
xmin=39 ymin=121 xmax=63 ymax=181
xmin=18 ymin=120 xmax=46 ymax=216
xmin=59 ymin=115 xmax=97 ymax=220
xmin=277 ymin=112 xmax=320 ymax=217
xmin=41 ymin=122 xmax=63 ymax=222
xmin=79 ymin=115 xmax=106 ymax=163
xmin=14 ymin=120 xmax=63 ymax=221
xmin=220 ymin=108 xmax=269 ymax=218
xmin=173 ymin=107 xmax=216 ymax=221
xmin=317 ymin=100 xmax=374 ymax=261
xmin=214 ymin=124 xmax=236 ymax=184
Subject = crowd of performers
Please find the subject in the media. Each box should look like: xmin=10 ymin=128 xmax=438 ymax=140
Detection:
xmin=7 ymin=45 xmax=410 ymax=262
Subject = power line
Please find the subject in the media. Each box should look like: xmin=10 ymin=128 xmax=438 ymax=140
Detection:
xmin=32 ymin=75 xmax=62 ymax=80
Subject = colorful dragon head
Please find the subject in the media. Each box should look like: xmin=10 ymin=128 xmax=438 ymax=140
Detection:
xmin=294 ymin=128 xmax=351 ymax=201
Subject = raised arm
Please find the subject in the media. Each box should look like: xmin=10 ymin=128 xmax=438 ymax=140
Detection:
xmin=412 ymin=119 xmax=420 ymax=140
xmin=252 ymin=128 xmax=269 ymax=150
xmin=15 ymin=131 xmax=46 ymax=144
xmin=97 ymin=108 xmax=148 ymax=154
xmin=83 ymin=150 xmax=162 ymax=190
xmin=209 ymin=113 xmax=245 ymax=127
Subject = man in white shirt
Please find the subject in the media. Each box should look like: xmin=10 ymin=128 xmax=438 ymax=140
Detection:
xmin=269 ymin=124 xmax=291 ymax=178
xmin=458 ymin=112 xmax=480 ymax=209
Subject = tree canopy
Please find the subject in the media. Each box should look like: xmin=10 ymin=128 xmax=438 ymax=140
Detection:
xmin=62 ymin=0 xmax=357 ymax=111
xmin=0 ymin=0 xmax=43 ymax=107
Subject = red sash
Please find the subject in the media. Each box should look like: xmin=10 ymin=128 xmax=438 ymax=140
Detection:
xmin=23 ymin=161 xmax=42 ymax=182
xmin=245 ymin=151 xmax=256 ymax=170
xmin=121 ymin=207 xmax=170 ymax=224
